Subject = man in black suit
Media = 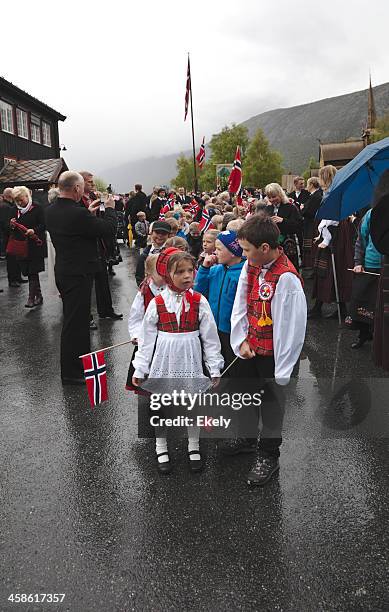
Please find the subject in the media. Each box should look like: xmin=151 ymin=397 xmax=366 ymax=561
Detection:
xmin=288 ymin=176 xmax=310 ymax=209
xmin=176 ymin=187 xmax=191 ymax=207
xmin=46 ymin=171 xmax=118 ymax=384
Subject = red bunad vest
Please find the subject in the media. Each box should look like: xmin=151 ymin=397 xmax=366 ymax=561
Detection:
xmin=155 ymin=291 xmax=201 ymax=333
xmin=246 ymin=252 xmax=302 ymax=357
xmin=140 ymin=280 xmax=155 ymax=311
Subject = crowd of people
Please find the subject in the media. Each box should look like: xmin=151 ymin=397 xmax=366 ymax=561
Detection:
xmin=1 ymin=166 xmax=389 ymax=485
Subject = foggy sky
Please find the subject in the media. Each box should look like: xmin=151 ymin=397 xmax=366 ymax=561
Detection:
xmin=2 ymin=0 xmax=387 ymax=177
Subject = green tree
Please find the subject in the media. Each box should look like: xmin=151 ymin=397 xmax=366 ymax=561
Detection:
xmin=302 ymin=156 xmax=318 ymax=181
xmin=243 ymin=128 xmax=283 ymax=187
xmin=372 ymin=113 xmax=389 ymax=142
xmin=208 ymin=124 xmax=249 ymax=164
xmin=171 ymin=154 xmax=195 ymax=190
xmin=172 ymin=124 xmax=250 ymax=192
xmin=94 ymin=177 xmax=108 ymax=192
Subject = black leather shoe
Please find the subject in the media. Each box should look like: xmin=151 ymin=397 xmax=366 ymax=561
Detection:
xmin=9 ymin=282 xmax=21 ymax=288
xmin=157 ymin=452 xmax=172 ymax=474
xmin=61 ymin=377 xmax=85 ymax=385
xmin=219 ymin=438 xmax=257 ymax=455
xmin=99 ymin=312 xmax=123 ymax=320
xmin=89 ymin=318 xmax=98 ymax=330
xmin=351 ymin=335 xmax=372 ymax=349
xmin=324 ymin=309 xmax=339 ymax=319
xmin=19 ymin=278 xmax=29 ymax=284
xmin=188 ymin=450 xmax=204 ymax=472
xmin=247 ymin=455 xmax=280 ymax=486
xmin=307 ymin=308 xmax=322 ymax=320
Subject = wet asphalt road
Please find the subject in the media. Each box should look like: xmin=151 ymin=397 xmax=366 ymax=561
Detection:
xmin=1 ymin=246 xmax=389 ymax=612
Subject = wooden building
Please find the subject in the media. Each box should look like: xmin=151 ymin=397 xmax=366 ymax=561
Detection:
xmin=318 ymin=77 xmax=377 ymax=170
xmin=0 ymin=77 xmax=66 ymax=200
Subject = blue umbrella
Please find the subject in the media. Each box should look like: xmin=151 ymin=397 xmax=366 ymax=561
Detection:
xmin=317 ymin=137 xmax=389 ymax=220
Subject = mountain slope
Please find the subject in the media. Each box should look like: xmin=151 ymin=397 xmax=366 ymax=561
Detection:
xmin=100 ymin=82 xmax=389 ymax=192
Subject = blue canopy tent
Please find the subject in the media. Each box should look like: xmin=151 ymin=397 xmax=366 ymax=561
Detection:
xmin=317 ymin=137 xmax=389 ymax=221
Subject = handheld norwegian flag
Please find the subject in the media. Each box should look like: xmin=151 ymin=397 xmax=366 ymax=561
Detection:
xmin=81 ymin=350 xmax=108 ymax=408
xmin=184 ymin=56 xmax=191 ymax=121
xmin=159 ymin=194 xmax=176 ymax=219
xmin=199 ymin=208 xmax=215 ymax=233
xmin=196 ymin=137 xmax=205 ymax=169
xmin=187 ymin=198 xmax=201 ymax=218
xmin=228 ymin=146 xmax=242 ymax=195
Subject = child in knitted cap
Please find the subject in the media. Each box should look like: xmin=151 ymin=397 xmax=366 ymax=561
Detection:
xmin=194 ymin=230 xmax=246 ymax=372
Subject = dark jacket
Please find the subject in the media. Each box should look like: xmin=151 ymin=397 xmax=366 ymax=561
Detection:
xmin=127 ymin=191 xmax=147 ymax=226
xmin=371 ymin=194 xmax=389 ymax=256
xmin=302 ymin=189 xmax=322 ymax=219
xmin=147 ymin=197 xmax=166 ymax=222
xmin=10 ymin=203 xmax=46 ymax=274
xmin=176 ymin=194 xmax=191 ymax=206
xmin=45 ymin=197 xmax=117 ymax=275
xmin=0 ymin=201 xmax=15 ymax=239
xmin=289 ymin=189 xmax=310 ymax=208
xmin=135 ymin=244 xmax=152 ymax=286
xmin=267 ymin=202 xmax=303 ymax=237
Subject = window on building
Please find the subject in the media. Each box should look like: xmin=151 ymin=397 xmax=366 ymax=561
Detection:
xmin=16 ymin=109 xmax=28 ymax=139
xmin=0 ymin=100 xmax=14 ymax=134
xmin=42 ymin=121 xmax=51 ymax=147
xmin=30 ymin=114 xmax=41 ymax=143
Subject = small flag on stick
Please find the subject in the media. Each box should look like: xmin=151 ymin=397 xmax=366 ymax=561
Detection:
xmin=199 ymin=208 xmax=215 ymax=233
xmin=196 ymin=137 xmax=205 ymax=168
xmin=81 ymin=350 xmax=108 ymax=408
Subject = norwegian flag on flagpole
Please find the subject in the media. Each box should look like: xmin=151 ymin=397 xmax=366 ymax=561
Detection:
xmin=196 ymin=137 xmax=205 ymax=168
xmin=81 ymin=350 xmax=108 ymax=408
xmin=184 ymin=56 xmax=191 ymax=121
xmin=228 ymin=146 xmax=242 ymax=194
xmin=199 ymin=208 xmax=215 ymax=233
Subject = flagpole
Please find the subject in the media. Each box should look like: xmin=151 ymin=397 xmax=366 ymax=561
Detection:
xmin=188 ymin=53 xmax=198 ymax=194
xmin=79 ymin=340 xmax=132 ymax=359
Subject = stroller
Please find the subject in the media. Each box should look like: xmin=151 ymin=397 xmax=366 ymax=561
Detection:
xmin=115 ymin=211 xmax=127 ymax=243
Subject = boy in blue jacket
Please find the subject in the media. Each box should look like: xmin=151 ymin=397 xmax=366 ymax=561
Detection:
xmin=195 ymin=230 xmax=244 ymax=364
xmin=195 ymin=230 xmax=257 ymax=451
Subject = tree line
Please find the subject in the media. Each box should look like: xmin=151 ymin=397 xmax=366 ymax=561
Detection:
xmin=171 ymin=124 xmax=284 ymax=191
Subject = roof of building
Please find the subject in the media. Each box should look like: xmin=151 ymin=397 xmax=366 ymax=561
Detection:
xmin=0 ymin=158 xmax=68 ymax=186
xmin=320 ymin=141 xmax=365 ymax=162
xmin=0 ymin=77 xmax=66 ymax=121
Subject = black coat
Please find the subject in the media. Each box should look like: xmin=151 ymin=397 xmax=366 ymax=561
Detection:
xmin=302 ymin=189 xmax=323 ymax=220
xmin=147 ymin=197 xmax=166 ymax=222
xmin=371 ymin=194 xmax=389 ymax=255
xmin=176 ymin=194 xmax=191 ymax=206
xmin=289 ymin=189 xmax=310 ymax=208
xmin=45 ymin=197 xmax=117 ymax=275
xmin=127 ymin=191 xmax=147 ymax=226
xmin=10 ymin=204 xmax=46 ymax=275
xmin=267 ymin=202 xmax=303 ymax=236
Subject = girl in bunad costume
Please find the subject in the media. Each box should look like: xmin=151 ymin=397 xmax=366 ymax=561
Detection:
xmin=132 ymin=247 xmax=224 ymax=474
xmin=126 ymin=254 xmax=165 ymax=392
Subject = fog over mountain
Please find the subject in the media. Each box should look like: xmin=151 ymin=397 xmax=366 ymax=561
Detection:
xmin=99 ymin=82 xmax=389 ymax=193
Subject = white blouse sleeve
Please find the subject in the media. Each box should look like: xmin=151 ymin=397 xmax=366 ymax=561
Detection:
xmin=128 ymin=292 xmax=145 ymax=340
xmin=230 ymin=262 xmax=249 ymax=357
xmin=198 ymin=296 xmax=224 ymax=377
xmin=272 ymin=273 xmax=307 ymax=385
xmin=132 ymin=299 xmax=159 ymax=378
